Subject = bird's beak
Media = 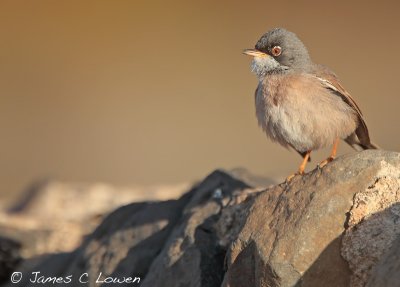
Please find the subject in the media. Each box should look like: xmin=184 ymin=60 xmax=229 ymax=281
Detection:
xmin=243 ymin=49 xmax=269 ymax=58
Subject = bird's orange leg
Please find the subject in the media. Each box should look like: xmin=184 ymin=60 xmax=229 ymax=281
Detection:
xmin=286 ymin=150 xmax=311 ymax=182
xmin=318 ymin=138 xmax=340 ymax=168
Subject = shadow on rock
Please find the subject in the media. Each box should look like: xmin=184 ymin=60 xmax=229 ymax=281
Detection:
xmin=223 ymin=150 xmax=400 ymax=287
xmin=4 ymin=150 xmax=400 ymax=287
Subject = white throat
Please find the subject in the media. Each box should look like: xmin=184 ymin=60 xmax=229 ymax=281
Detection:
xmin=251 ymin=57 xmax=281 ymax=80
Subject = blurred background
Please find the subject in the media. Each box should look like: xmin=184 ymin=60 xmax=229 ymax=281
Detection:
xmin=0 ymin=0 xmax=399 ymax=204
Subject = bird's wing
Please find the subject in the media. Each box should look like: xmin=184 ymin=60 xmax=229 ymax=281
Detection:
xmin=312 ymin=64 xmax=376 ymax=149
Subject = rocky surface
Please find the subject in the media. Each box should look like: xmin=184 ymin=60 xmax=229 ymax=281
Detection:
xmin=2 ymin=150 xmax=400 ymax=287
xmin=0 ymin=180 xmax=190 ymax=259
xmin=0 ymin=236 xmax=21 ymax=284
xmin=223 ymin=151 xmax=400 ymax=287
xmin=341 ymin=160 xmax=400 ymax=287
xmin=366 ymin=235 xmax=400 ymax=287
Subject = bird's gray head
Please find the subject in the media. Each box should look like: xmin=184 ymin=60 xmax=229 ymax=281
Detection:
xmin=244 ymin=28 xmax=312 ymax=80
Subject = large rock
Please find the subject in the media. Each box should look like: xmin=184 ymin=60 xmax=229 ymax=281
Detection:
xmin=5 ymin=150 xmax=400 ymax=287
xmin=342 ymin=160 xmax=400 ymax=287
xmin=223 ymin=150 xmax=400 ymax=287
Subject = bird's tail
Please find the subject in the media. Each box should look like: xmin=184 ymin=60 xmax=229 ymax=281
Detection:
xmin=359 ymin=141 xmax=380 ymax=150
xmin=345 ymin=133 xmax=380 ymax=151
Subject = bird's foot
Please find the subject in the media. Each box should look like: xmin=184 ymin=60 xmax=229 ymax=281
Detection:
xmin=318 ymin=156 xmax=335 ymax=169
xmin=285 ymin=171 xmax=304 ymax=184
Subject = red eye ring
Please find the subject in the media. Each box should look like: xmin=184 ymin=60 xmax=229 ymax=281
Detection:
xmin=271 ymin=46 xmax=282 ymax=57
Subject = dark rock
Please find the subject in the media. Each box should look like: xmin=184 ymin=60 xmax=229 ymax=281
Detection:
xmin=140 ymin=170 xmax=251 ymax=287
xmin=0 ymin=236 xmax=21 ymax=284
xmin=10 ymin=198 xmax=189 ymax=287
xmin=366 ymin=235 xmax=400 ymax=287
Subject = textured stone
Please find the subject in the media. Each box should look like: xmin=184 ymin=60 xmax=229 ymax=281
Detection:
xmin=12 ymin=197 xmax=190 ymax=287
xmin=140 ymin=171 xmax=251 ymax=287
xmin=342 ymin=160 xmax=400 ymax=287
xmin=222 ymin=150 xmax=400 ymax=287
xmin=366 ymin=235 xmax=400 ymax=287
xmin=6 ymin=170 xmax=251 ymax=287
xmin=4 ymin=150 xmax=400 ymax=287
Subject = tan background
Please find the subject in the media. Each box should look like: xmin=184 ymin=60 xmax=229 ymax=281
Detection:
xmin=0 ymin=0 xmax=399 ymax=202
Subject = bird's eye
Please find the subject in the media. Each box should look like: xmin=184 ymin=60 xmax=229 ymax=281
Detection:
xmin=271 ymin=46 xmax=282 ymax=57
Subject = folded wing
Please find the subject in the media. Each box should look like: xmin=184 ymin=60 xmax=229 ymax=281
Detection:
xmin=313 ymin=64 xmax=379 ymax=150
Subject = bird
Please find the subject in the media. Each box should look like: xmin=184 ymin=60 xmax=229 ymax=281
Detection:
xmin=243 ymin=28 xmax=378 ymax=181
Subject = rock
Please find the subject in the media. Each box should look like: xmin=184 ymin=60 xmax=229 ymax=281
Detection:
xmin=366 ymin=235 xmax=400 ymax=287
xmin=140 ymin=171 xmax=252 ymax=287
xmin=10 ymin=199 xmax=189 ymax=287
xmin=342 ymin=160 xmax=400 ymax=287
xmin=5 ymin=150 xmax=400 ymax=287
xmin=0 ymin=179 xmax=189 ymax=259
xmin=222 ymin=150 xmax=400 ymax=287
xmin=8 ymin=170 xmax=251 ymax=287
xmin=0 ymin=236 xmax=21 ymax=284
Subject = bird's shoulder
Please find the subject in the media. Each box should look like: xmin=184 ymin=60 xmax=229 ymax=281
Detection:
xmin=311 ymin=64 xmax=339 ymax=80
xmin=309 ymin=63 xmax=364 ymax=116
xmin=309 ymin=64 xmax=349 ymax=98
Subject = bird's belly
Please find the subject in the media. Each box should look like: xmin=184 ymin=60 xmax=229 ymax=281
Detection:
xmin=256 ymin=95 xmax=315 ymax=151
xmin=255 ymin=80 xmax=357 ymax=152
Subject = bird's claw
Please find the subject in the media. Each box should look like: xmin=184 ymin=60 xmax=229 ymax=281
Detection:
xmin=285 ymin=171 xmax=304 ymax=184
xmin=318 ymin=156 xmax=335 ymax=169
